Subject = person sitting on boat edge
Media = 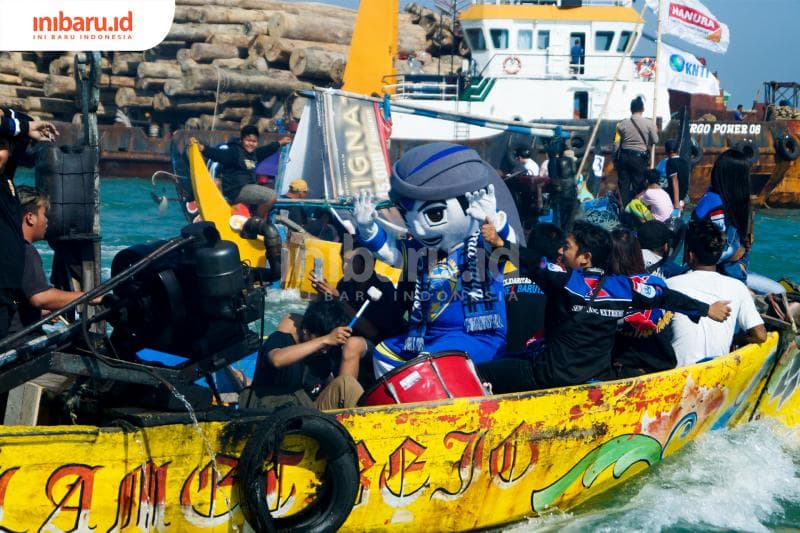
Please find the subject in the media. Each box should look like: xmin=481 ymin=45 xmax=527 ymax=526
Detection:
xmin=667 ymin=220 xmax=766 ymax=367
xmin=636 ymin=169 xmax=673 ymax=223
xmin=310 ymin=245 xmax=411 ymax=387
xmin=691 ymin=146 xmax=752 ymax=283
xmin=281 ymin=178 xmax=310 ymax=228
xmin=353 ymin=142 xmax=517 ymax=378
xmin=10 ymin=187 xmax=103 ymax=335
xmin=637 ymin=220 xmax=686 ymax=279
xmin=476 ymin=220 xmax=731 ymax=393
xmin=503 ymin=223 xmax=565 ymax=358
xmin=609 ymin=228 xmax=677 ymax=378
xmin=241 ymin=299 xmax=365 ymax=410
xmin=193 ymin=126 xmax=291 ymax=219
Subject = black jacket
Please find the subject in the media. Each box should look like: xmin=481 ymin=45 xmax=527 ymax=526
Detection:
xmin=203 ymin=140 xmax=281 ymax=202
xmin=511 ymin=242 xmax=708 ymax=387
xmin=0 ymin=107 xmax=35 ymax=290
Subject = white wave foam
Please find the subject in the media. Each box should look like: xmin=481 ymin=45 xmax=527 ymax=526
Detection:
xmin=505 ymin=421 xmax=800 ymax=532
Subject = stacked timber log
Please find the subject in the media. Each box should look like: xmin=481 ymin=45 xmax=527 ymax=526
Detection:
xmin=0 ymin=1 xmax=470 ymax=133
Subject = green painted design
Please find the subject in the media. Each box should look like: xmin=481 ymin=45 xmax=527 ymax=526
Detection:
xmin=531 ymin=434 xmax=663 ymax=513
xmin=460 ymin=78 xmax=495 ymax=102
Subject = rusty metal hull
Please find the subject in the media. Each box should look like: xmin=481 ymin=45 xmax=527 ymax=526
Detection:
xmin=0 ymin=333 xmax=795 ymax=531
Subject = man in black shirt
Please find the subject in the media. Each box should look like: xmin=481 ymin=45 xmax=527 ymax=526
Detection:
xmin=503 ymin=223 xmax=564 ymax=355
xmin=663 ymin=139 xmax=690 ymax=213
xmin=0 ymin=108 xmax=58 ymax=340
xmin=244 ymin=299 xmax=364 ymax=410
xmin=478 ymin=221 xmax=731 ymax=392
xmin=194 ymin=126 xmax=291 ymax=218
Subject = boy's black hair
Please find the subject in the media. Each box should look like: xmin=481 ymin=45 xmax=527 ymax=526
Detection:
xmin=685 ymin=219 xmax=725 ymax=266
xmin=301 ymin=298 xmax=349 ymax=337
xmin=527 ymin=222 xmax=565 ymax=262
xmin=571 ymin=221 xmax=612 ymax=270
xmin=630 ymin=97 xmax=645 ymax=113
xmin=240 ymin=125 xmax=259 ymax=138
xmin=664 ymin=138 xmax=679 ymax=154
xmin=16 ymin=185 xmax=48 ymax=219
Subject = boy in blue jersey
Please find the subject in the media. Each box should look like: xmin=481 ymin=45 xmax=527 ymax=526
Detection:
xmin=477 ymin=220 xmax=731 ymax=392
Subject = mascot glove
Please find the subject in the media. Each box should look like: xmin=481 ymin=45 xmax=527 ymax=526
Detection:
xmin=353 ymin=190 xmax=379 ymax=239
xmin=466 ymin=184 xmax=498 ymax=225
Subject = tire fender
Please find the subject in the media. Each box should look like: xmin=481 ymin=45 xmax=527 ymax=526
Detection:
xmin=731 ymin=139 xmax=760 ymax=166
xmin=775 ymin=134 xmax=800 ymax=161
xmin=238 ymin=406 xmax=359 ymax=533
xmin=690 ymin=139 xmax=704 ymax=166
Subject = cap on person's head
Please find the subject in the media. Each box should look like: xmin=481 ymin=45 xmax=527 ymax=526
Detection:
xmin=630 ymin=97 xmax=645 ymax=113
xmin=289 ymin=178 xmax=309 ymax=193
xmin=389 ymin=142 xmax=492 ymax=202
xmin=664 ymin=139 xmax=679 ymax=154
xmin=637 ymin=220 xmax=672 ymax=250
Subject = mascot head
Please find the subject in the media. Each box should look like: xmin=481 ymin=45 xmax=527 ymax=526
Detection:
xmin=390 ymin=143 xmax=494 ymax=252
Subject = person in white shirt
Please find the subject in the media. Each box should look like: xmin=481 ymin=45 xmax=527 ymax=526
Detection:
xmin=667 ymin=220 xmax=766 ymax=366
xmin=637 ymin=170 xmax=674 ymax=222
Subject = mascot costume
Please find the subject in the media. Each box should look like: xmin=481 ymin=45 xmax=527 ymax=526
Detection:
xmin=353 ymin=143 xmax=518 ymax=377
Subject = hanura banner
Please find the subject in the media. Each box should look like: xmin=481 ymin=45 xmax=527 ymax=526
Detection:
xmin=658 ymin=42 xmax=720 ymax=96
xmin=646 ymin=0 xmax=730 ymax=53
xmin=317 ymin=91 xmax=392 ymax=202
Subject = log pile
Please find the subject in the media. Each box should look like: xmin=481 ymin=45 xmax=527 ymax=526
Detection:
xmin=0 ymin=1 xmax=470 ymax=133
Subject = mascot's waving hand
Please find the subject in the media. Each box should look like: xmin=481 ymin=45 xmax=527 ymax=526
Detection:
xmin=354 ymin=143 xmax=517 ymax=377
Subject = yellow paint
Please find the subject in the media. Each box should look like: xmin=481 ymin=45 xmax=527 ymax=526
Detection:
xmin=188 ymin=140 xmax=266 ymax=268
xmin=342 ymin=0 xmax=398 ymax=96
xmin=459 ymin=4 xmax=643 ymax=23
xmin=0 ymin=335 xmax=795 ymax=531
xmin=189 ymin=141 xmax=401 ymax=293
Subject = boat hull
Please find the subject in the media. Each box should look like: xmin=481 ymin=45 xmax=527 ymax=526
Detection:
xmin=0 ymin=333 xmax=796 ymax=531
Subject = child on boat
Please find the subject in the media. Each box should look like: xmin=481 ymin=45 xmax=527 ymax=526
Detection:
xmin=477 ymin=220 xmax=732 ymax=393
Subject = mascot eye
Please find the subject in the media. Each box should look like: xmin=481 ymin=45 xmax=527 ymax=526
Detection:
xmin=423 ymin=206 xmax=447 ymax=226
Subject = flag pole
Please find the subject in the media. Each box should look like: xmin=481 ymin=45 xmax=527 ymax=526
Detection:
xmin=651 ymin=0 xmax=664 ymax=167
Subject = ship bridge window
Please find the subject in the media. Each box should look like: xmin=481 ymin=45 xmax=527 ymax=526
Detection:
xmin=595 ymin=31 xmax=614 ymax=52
xmin=518 ymin=29 xmax=533 ymax=50
xmin=465 ymin=28 xmax=487 ymax=51
xmin=537 ymin=30 xmax=550 ymax=50
xmin=617 ymin=31 xmax=636 ymax=52
xmin=490 ymin=29 xmax=509 ymax=49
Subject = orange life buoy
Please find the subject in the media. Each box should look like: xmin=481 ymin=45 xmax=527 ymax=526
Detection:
xmin=636 ymin=57 xmax=656 ymax=80
xmin=502 ymin=55 xmax=522 ymax=75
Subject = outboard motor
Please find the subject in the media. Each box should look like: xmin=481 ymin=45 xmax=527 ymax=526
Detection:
xmin=106 ymin=223 xmax=265 ymax=361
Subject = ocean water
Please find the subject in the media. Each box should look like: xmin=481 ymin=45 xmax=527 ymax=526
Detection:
xmin=14 ymin=171 xmax=800 ymax=530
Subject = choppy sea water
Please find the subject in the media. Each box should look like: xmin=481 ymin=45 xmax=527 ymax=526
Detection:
xmin=14 ymin=171 xmax=800 ymax=531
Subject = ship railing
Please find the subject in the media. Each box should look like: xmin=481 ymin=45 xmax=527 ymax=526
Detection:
xmin=383 ymin=74 xmax=462 ymax=101
xmin=475 ymin=51 xmax=654 ymax=81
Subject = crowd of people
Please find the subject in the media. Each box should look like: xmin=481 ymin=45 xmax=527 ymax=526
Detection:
xmin=236 ymin=127 xmax=776 ymax=411
xmin=0 ymin=100 xmax=779 ymax=416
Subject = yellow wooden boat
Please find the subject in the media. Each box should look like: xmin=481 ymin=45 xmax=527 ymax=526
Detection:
xmin=0 ymin=330 xmax=797 ymax=531
xmin=186 ymin=140 xmax=400 ymax=295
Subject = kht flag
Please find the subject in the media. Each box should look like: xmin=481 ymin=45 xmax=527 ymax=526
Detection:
xmin=646 ymin=0 xmax=730 ymax=53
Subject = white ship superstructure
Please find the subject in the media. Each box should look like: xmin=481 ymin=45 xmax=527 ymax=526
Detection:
xmin=388 ymin=0 xmax=671 ymax=140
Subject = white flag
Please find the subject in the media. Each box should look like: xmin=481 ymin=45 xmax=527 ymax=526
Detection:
xmin=658 ymin=42 xmax=720 ymax=96
xmin=646 ymin=0 xmax=730 ymax=53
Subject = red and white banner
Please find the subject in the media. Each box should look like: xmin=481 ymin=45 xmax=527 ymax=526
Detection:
xmin=647 ymin=0 xmax=730 ymax=53
xmin=0 ymin=0 xmax=174 ymax=51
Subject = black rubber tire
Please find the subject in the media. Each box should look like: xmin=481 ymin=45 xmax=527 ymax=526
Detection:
xmin=690 ymin=140 xmax=704 ymax=166
xmin=731 ymin=139 xmax=760 ymax=166
xmin=775 ymin=134 xmax=800 ymax=161
xmin=237 ymin=406 xmax=359 ymax=533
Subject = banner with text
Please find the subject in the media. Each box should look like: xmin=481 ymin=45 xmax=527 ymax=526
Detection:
xmin=646 ymin=0 xmax=729 ymax=53
xmin=658 ymin=42 xmax=720 ymax=96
